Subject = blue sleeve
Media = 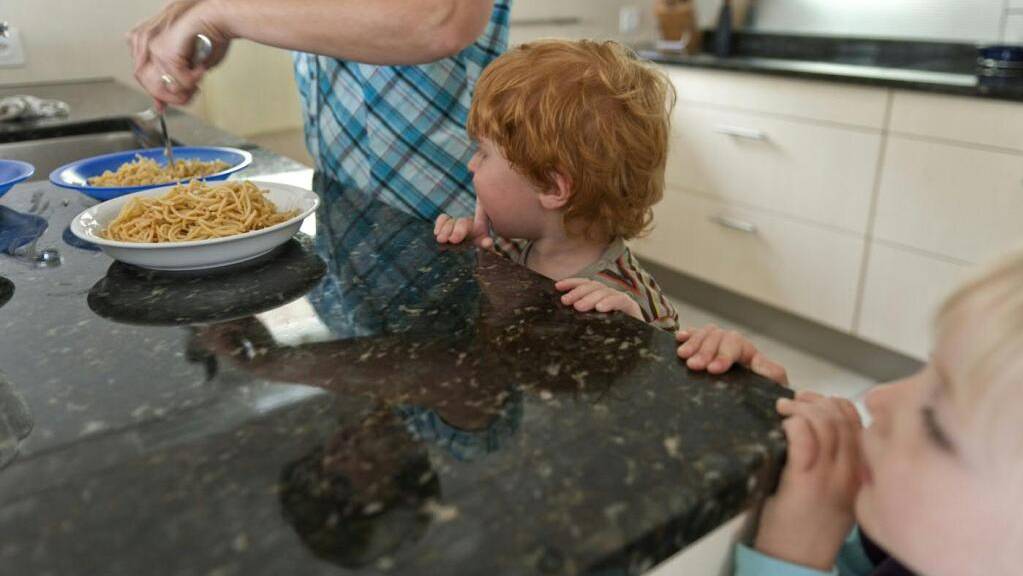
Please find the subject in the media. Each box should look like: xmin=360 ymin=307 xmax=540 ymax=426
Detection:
xmin=734 ymin=527 xmax=876 ymax=576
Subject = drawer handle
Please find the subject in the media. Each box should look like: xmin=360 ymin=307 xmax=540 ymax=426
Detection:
xmin=714 ymin=125 xmax=767 ymax=141
xmin=710 ymin=214 xmax=758 ymax=234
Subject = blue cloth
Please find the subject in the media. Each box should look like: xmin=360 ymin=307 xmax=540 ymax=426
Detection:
xmin=0 ymin=206 xmax=47 ymax=255
xmin=292 ymin=1 xmax=511 ymax=222
xmin=734 ymin=527 xmax=878 ymax=576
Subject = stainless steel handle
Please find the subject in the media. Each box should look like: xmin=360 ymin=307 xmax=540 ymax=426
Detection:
xmin=714 ymin=125 xmax=767 ymax=141
xmin=710 ymin=214 xmax=758 ymax=234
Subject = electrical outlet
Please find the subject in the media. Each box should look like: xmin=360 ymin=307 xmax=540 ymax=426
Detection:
xmin=619 ymin=5 xmax=641 ymax=35
xmin=0 ymin=27 xmax=26 ymax=68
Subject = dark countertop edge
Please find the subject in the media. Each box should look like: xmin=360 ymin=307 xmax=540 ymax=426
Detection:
xmin=638 ymin=51 xmax=1023 ymax=104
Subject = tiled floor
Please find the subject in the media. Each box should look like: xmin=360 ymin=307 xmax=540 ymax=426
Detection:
xmin=671 ymin=299 xmax=877 ymax=416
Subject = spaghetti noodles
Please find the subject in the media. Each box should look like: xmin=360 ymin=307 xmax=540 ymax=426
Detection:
xmin=88 ymin=156 xmax=229 ymax=187
xmin=101 ymin=180 xmax=299 ymax=243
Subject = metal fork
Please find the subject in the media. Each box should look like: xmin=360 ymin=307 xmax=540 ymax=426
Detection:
xmin=152 ymin=34 xmax=214 ymax=167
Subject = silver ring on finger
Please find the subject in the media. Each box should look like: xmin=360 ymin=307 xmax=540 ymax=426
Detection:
xmin=160 ymin=73 xmax=178 ymax=90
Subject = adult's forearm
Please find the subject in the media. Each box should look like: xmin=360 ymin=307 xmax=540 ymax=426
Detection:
xmin=198 ymin=0 xmax=493 ymax=64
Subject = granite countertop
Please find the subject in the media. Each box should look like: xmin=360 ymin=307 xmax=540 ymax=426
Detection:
xmin=0 ymin=80 xmax=790 ymax=575
xmin=638 ymin=32 xmax=1023 ymax=103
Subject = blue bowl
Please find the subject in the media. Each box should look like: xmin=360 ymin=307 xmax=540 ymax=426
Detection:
xmin=977 ymin=44 xmax=1023 ymax=67
xmin=0 ymin=159 xmax=35 ymax=197
xmin=49 ymin=146 xmax=253 ymax=200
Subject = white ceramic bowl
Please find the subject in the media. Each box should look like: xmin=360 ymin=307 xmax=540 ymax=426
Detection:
xmin=70 ymin=180 xmax=319 ymax=271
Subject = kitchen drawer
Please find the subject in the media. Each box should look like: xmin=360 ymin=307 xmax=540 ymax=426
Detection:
xmin=857 ymin=242 xmax=972 ymax=360
xmin=874 ymin=136 xmax=1023 ymax=263
xmin=890 ymin=91 xmax=1023 ymax=152
xmin=664 ymin=67 xmax=888 ymax=129
xmin=667 ymin=104 xmax=881 ymax=233
xmin=633 ymin=189 xmax=865 ymax=331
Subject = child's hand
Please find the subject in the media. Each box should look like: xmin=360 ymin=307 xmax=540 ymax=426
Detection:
xmin=555 ymin=278 xmax=644 ymax=321
xmin=676 ymin=324 xmax=789 ymax=385
xmin=753 ymin=391 xmax=864 ymax=571
xmin=434 ymin=203 xmax=494 ymax=248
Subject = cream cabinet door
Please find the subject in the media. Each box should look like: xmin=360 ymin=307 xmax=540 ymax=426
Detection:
xmin=857 ymin=243 xmax=973 ymax=360
xmin=890 ymin=91 xmax=1023 ymax=153
xmin=874 ymin=136 xmax=1023 ymax=264
xmin=664 ymin=67 xmax=888 ymax=129
xmin=634 ymin=189 xmax=865 ymax=331
xmin=666 ymin=105 xmax=882 ymax=233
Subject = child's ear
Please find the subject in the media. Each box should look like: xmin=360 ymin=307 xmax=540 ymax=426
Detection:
xmin=539 ymin=172 xmax=572 ymax=210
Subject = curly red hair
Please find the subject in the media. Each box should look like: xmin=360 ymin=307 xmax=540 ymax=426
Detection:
xmin=468 ymin=39 xmax=675 ymax=239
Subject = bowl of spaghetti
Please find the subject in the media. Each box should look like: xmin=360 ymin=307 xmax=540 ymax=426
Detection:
xmin=50 ymin=146 xmax=252 ymax=200
xmin=70 ymin=179 xmax=319 ymax=271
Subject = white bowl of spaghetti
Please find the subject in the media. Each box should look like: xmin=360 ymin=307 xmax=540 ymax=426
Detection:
xmin=70 ymin=180 xmax=319 ymax=271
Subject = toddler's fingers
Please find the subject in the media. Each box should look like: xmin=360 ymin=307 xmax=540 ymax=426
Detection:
xmin=675 ymin=328 xmax=693 ymax=342
xmin=475 ymin=235 xmax=494 ymax=249
xmin=554 ymin=277 xmax=589 ymax=291
xmin=677 ymin=325 xmax=711 ymax=359
xmin=560 ymin=282 xmax=602 ymax=305
xmin=573 ymin=287 xmax=613 ymax=311
xmin=436 ymin=219 xmax=456 ymax=243
xmin=751 ymin=354 xmax=790 ymax=387
xmin=778 ymin=398 xmax=838 ymax=463
xmin=689 ymin=328 xmax=725 ymax=370
xmin=707 ymin=330 xmax=745 ymax=374
xmin=434 ymin=214 xmax=450 ymax=235
xmin=594 ymin=293 xmax=630 ymax=313
xmin=780 ymin=414 xmax=818 ymax=472
xmin=795 ymin=390 xmax=825 ymax=402
xmin=449 ymin=218 xmax=472 ymax=244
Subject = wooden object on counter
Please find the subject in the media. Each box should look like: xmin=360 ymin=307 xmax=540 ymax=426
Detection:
xmin=655 ymin=0 xmax=702 ymax=55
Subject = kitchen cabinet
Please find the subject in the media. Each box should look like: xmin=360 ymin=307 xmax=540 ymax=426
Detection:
xmin=642 ymin=67 xmax=1023 ymax=360
xmin=668 ymin=104 xmax=881 ymax=233
xmin=636 ymin=189 xmax=866 ymax=332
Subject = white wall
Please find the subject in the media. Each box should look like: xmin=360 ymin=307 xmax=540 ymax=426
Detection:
xmin=0 ymin=0 xmax=165 ymax=86
xmin=0 ymin=0 xmax=209 ymax=116
xmin=694 ymin=0 xmax=1020 ymax=44
xmin=508 ymin=0 xmax=658 ymax=45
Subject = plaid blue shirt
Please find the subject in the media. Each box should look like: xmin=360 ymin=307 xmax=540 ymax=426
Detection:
xmin=292 ymin=1 xmax=511 ymax=221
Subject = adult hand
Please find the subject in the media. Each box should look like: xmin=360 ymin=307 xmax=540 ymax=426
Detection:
xmin=676 ymin=324 xmax=789 ymax=385
xmin=753 ymin=391 xmax=864 ymax=571
xmin=128 ymin=0 xmax=230 ymax=108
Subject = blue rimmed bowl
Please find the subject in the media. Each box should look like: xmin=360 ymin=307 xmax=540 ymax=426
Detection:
xmin=49 ymin=146 xmax=252 ymax=200
xmin=0 ymin=160 xmax=35 ymax=197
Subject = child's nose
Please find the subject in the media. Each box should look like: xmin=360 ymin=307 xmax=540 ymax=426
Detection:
xmin=864 ymin=378 xmax=909 ymax=424
xmin=468 ymin=154 xmax=479 ymax=173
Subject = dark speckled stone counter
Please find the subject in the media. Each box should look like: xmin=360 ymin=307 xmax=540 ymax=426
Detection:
xmin=0 ymin=81 xmax=790 ymax=575
xmin=638 ymin=32 xmax=1023 ymax=103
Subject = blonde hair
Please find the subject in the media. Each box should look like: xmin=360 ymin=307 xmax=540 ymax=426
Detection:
xmin=935 ymin=248 xmax=1023 ymax=462
xmin=467 ymin=39 xmax=676 ymax=240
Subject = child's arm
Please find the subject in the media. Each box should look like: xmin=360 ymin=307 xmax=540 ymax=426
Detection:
xmin=736 ymin=391 xmax=864 ymax=574
xmin=676 ymin=324 xmax=789 ymax=385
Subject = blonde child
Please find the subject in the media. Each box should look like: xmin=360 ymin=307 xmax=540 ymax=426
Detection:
xmin=434 ymin=39 xmax=680 ymax=332
xmin=723 ymin=248 xmax=1023 ymax=575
